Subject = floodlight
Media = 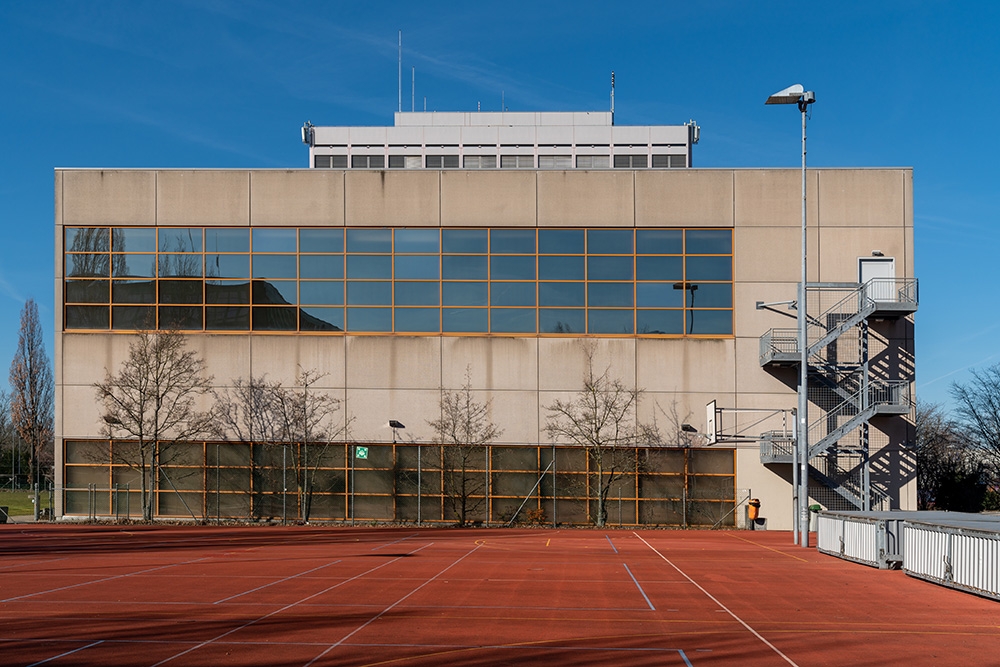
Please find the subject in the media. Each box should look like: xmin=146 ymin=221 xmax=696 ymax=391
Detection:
xmin=388 ymin=420 xmax=405 ymax=429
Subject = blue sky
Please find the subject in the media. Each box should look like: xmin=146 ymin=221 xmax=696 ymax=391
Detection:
xmin=1 ymin=0 xmax=997 ymax=409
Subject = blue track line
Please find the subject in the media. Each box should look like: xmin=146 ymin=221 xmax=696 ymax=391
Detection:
xmin=606 ymin=535 xmax=618 ymax=553
xmin=623 ymin=563 xmax=655 ymax=610
xmin=371 ymin=533 xmax=419 ymax=551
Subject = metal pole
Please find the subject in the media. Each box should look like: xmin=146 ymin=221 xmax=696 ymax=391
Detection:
xmin=282 ymin=444 xmax=287 ymax=526
xmin=126 ymin=483 xmax=130 ymax=520
xmin=417 ymin=444 xmax=422 ymax=526
xmin=34 ymin=481 xmax=40 ymax=522
xmin=216 ymin=443 xmax=220 ymax=524
xmin=552 ymin=444 xmax=556 ymax=528
xmin=350 ymin=446 xmax=355 ymax=526
xmin=798 ymin=103 xmax=810 ymax=548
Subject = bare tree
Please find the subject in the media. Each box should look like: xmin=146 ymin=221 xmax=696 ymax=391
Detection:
xmin=544 ymin=348 xmax=660 ymax=527
xmin=915 ymin=401 xmax=990 ymax=511
xmin=94 ymin=328 xmax=213 ymax=520
xmin=951 ymin=364 xmax=1000 ymax=481
xmin=9 ymin=299 xmax=54 ymax=492
xmin=427 ymin=370 xmax=502 ymax=526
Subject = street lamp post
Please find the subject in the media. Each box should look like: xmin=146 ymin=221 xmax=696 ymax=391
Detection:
xmin=766 ymin=84 xmax=815 ymax=548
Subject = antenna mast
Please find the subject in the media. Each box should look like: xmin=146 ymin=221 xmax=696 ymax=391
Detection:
xmin=412 ymin=67 xmax=415 ymax=112
xmin=398 ymin=31 xmax=402 ymax=113
xmin=611 ymin=71 xmax=615 ymax=124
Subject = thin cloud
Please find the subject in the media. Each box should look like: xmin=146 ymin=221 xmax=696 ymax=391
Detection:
xmin=919 ymin=353 xmax=999 ymax=388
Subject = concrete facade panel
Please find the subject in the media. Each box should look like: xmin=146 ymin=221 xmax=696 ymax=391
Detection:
xmin=733 ymin=226 xmax=820 ymax=283
xmin=62 ymin=170 xmax=156 ymax=226
xmin=346 ymin=388 xmax=441 ymax=443
xmin=733 ymin=169 xmax=819 ymax=227
xmin=537 ymin=338 xmax=636 ymax=391
xmin=635 ymin=170 xmax=733 ymax=227
xmin=441 ymin=337 xmax=538 ymax=391
xmin=440 ymin=171 xmax=536 ymax=227
xmin=537 ymin=171 xmax=634 ymax=227
xmin=250 ymin=170 xmax=345 ymax=226
xmin=345 ymin=336 xmax=441 ymax=389
xmin=733 ymin=282 xmax=798 ymax=339
xmin=817 ymin=228 xmax=906 ymax=282
xmin=157 ymin=171 xmax=250 ymax=226
xmin=345 ymin=171 xmax=440 ymax=226
xmin=473 ymin=390 xmax=540 ymax=446
xmin=817 ymin=170 xmax=906 ymax=228
xmin=636 ymin=339 xmax=736 ymax=394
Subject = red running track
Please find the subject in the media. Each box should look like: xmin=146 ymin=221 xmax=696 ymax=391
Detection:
xmin=1 ymin=525 xmax=997 ymax=666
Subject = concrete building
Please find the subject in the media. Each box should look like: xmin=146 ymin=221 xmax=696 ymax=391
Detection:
xmin=54 ymin=112 xmax=917 ymax=528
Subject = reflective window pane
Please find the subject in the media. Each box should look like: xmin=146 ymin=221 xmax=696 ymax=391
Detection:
xmin=587 ymin=308 xmax=634 ymax=334
xmin=394 ymin=281 xmax=440 ymax=306
xmin=112 ymin=280 xmax=156 ymax=304
xmin=66 ymin=227 xmax=108 ymax=252
xmin=442 ymin=229 xmax=487 ymax=254
xmin=299 ymin=228 xmax=343 ymax=254
xmin=686 ymin=229 xmax=732 ymax=255
xmin=347 ymin=228 xmax=391 ymax=253
xmin=636 ymin=282 xmax=684 ymax=308
xmin=112 ymin=254 xmax=156 ymax=278
xmin=394 ymin=229 xmax=439 ymax=254
xmin=347 ymin=307 xmax=391 ymax=332
xmin=490 ymin=255 xmax=535 ymax=280
xmin=299 ymin=280 xmax=344 ymax=305
xmin=443 ymin=308 xmax=488 ymax=333
xmin=442 ymin=281 xmax=487 ymax=306
xmin=491 ymin=281 xmax=536 ymax=307
xmin=300 ymin=306 xmax=343 ymax=331
xmin=636 ymin=229 xmax=683 ymax=255
xmin=253 ymin=254 xmax=297 ymax=280
xmin=637 ymin=309 xmax=684 ymax=335
xmin=65 ymin=305 xmax=108 ymax=329
xmin=252 ymin=228 xmax=297 ymax=253
xmin=490 ymin=229 xmax=535 ymax=254
xmin=158 ymin=228 xmax=202 ymax=253
xmin=685 ymin=256 xmax=732 ymax=281
xmin=252 ymin=280 xmax=297 ymax=306
xmin=490 ymin=308 xmax=535 ymax=333
xmin=347 ymin=281 xmax=391 ymax=305
xmin=158 ymin=280 xmax=201 ymax=304
xmin=67 ymin=254 xmax=109 ymax=277
xmin=587 ymin=256 xmax=632 ymax=280
xmin=394 ymin=307 xmax=440 ymax=333
xmin=205 ymin=254 xmax=249 ymax=280
xmin=588 ymin=282 xmax=633 ymax=307
xmin=539 ymin=281 xmax=585 ymax=307
xmin=206 ymin=306 xmax=250 ymax=330
xmin=538 ymin=229 xmax=584 ymax=255
xmin=394 ymin=254 xmax=439 ymax=279
xmin=65 ymin=280 xmax=108 ymax=303
xmin=587 ymin=229 xmax=632 ymax=254
xmin=684 ymin=282 xmax=733 ymax=308
xmin=206 ymin=280 xmax=250 ymax=304
xmin=539 ymin=255 xmax=584 ymax=280
xmin=112 ymin=306 xmax=154 ymax=330
xmin=159 ymin=306 xmax=202 ymax=330
xmin=636 ymin=256 xmax=683 ymax=281
xmin=111 ymin=228 xmax=156 ymax=253
xmin=252 ymin=307 xmax=297 ymax=331
xmin=540 ymin=308 xmax=585 ymax=334
xmin=442 ymin=255 xmax=487 ymax=280
xmin=158 ymin=254 xmax=202 ymax=278
xmin=300 ymin=254 xmax=343 ymax=280
xmin=688 ymin=309 xmax=733 ymax=335
xmin=347 ymin=254 xmax=392 ymax=279
xmin=204 ymin=228 xmax=249 ymax=253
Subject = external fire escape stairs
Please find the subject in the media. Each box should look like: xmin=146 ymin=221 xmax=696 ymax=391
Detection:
xmin=758 ymin=278 xmax=918 ymax=510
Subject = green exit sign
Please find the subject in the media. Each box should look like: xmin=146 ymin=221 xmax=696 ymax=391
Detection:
xmin=355 ymin=446 xmax=368 ymax=460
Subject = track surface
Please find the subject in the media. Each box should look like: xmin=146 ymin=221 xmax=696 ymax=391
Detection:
xmin=1 ymin=525 xmax=997 ymax=666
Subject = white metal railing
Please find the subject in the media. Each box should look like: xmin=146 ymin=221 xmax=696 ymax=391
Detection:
xmin=903 ymin=521 xmax=1000 ymax=600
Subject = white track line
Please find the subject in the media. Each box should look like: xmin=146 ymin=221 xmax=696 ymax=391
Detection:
xmin=26 ymin=640 xmax=104 ymax=667
xmin=632 ymin=532 xmax=800 ymax=667
xmin=213 ymin=561 xmax=341 ymax=604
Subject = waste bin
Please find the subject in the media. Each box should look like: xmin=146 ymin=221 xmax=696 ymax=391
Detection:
xmin=809 ymin=504 xmax=822 ymax=532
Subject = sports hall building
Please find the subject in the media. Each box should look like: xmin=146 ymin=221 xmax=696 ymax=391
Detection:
xmin=54 ymin=111 xmax=917 ymax=528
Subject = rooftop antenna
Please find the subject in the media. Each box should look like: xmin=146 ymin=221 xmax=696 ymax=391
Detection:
xmin=398 ymin=30 xmax=402 ymax=113
xmin=478 ymin=101 xmax=481 ymax=111
xmin=411 ymin=66 xmax=415 ymax=112
xmin=424 ymin=96 xmax=427 ymax=112
xmin=611 ymin=70 xmax=615 ymax=125
xmin=502 ymin=90 xmax=505 ymax=111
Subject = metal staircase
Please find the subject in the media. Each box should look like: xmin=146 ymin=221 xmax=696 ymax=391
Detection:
xmin=758 ymin=278 xmax=917 ymax=510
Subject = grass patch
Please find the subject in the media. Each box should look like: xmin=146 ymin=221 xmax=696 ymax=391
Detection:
xmin=0 ymin=490 xmax=40 ymax=516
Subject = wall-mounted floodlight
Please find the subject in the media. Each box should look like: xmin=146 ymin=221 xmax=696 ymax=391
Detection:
xmin=681 ymin=424 xmax=698 ymax=433
xmin=389 ymin=420 xmax=405 ymax=443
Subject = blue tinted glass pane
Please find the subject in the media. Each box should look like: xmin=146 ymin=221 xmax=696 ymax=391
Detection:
xmin=347 ymin=307 xmax=392 ymax=332
xmin=205 ymin=281 xmax=250 ymax=304
xmin=112 ymin=228 xmax=156 ymax=253
xmin=442 ymin=255 xmax=487 ymax=279
xmin=113 ymin=306 xmax=155 ymax=330
xmin=299 ymin=281 xmax=344 ymax=305
xmin=395 ymin=281 xmax=440 ymax=306
xmin=588 ymin=282 xmax=633 ymax=307
xmin=66 ymin=227 xmax=108 ymax=252
xmin=587 ymin=256 xmax=632 ymax=280
xmin=539 ymin=308 xmax=585 ymax=334
xmin=300 ymin=306 xmax=343 ymax=332
xmin=685 ymin=256 xmax=732 ymax=281
xmin=347 ymin=228 xmax=391 ymax=253
xmin=490 ymin=255 xmax=535 ymax=280
xmin=347 ymin=254 xmax=392 ymax=279
xmin=685 ymin=282 xmax=733 ymax=308
xmin=158 ymin=228 xmax=202 ymax=253
xmin=442 ymin=281 xmax=487 ymax=306
xmin=205 ymin=254 xmax=249 ymax=280
xmin=253 ymin=280 xmax=297 ymax=305
xmin=252 ymin=228 xmax=297 ymax=253
xmin=394 ymin=255 xmax=440 ymax=279
xmin=443 ymin=308 xmax=488 ymax=333
xmin=65 ymin=305 xmax=109 ymax=329
xmin=689 ymin=309 xmax=733 ymax=335
xmin=253 ymin=254 xmax=297 ymax=279
xmin=67 ymin=254 xmax=109 ymax=277
xmin=251 ymin=307 xmax=296 ymax=331
xmin=442 ymin=229 xmax=488 ymax=254
xmin=160 ymin=306 xmax=203 ymax=330
xmin=66 ymin=280 xmax=108 ymax=303
xmin=636 ymin=282 xmax=684 ymax=308
xmin=491 ymin=282 xmax=536 ymax=307
xmin=299 ymin=228 xmax=343 ymax=254
xmin=539 ymin=255 xmax=585 ymax=280
xmin=539 ymin=282 xmax=585 ymax=307
xmin=587 ymin=229 xmax=632 ymax=254
xmin=300 ymin=254 xmax=343 ymax=280
xmin=205 ymin=306 xmax=250 ymax=331
xmin=347 ymin=281 xmax=392 ymax=305
xmin=159 ymin=254 xmax=203 ymax=278
xmin=394 ymin=229 xmax=439 ymax=253
xmin=490 ymin=308 xmax=536 ymax=333
xmin=394 ymin=307 xmax=440 ymax=332
xmin=538 ymin=229 xmax=584 ymax=254
xmin=112 ymin=254 xmax=156 ymax=278
xmin=636 ymin=256 xmax=683 ymax=281
xmin=587 ymin=309 xmax=634 ymax=334
xmin=205 ymin=229 xmax=249 ymax=253
xmin=637 ymin=309 xmax=684 ymax=335
xmin=112 ymin=280 xmax=155 ymax=304
xmin=686 ymin=229 xmax=732 ymax=255
xmin=636 ymin=229 xmax=683 ymax=255
xmin=490 ymin=229 xmax=535 ymax=254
